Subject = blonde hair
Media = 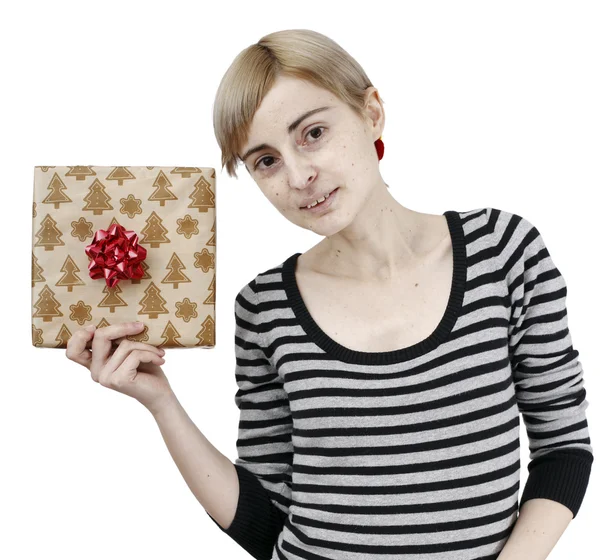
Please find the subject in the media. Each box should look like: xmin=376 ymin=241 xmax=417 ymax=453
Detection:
xmin=213 ymin=29 xmax=384 ymax=179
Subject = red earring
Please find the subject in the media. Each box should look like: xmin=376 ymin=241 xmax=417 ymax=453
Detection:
xmin=375 ymin=136 xmax=384 ymax=160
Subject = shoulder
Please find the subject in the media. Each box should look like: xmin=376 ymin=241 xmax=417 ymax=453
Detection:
xmin=483 ymin=207 xmax=550 ymax=262
xmin=452 ymin=207 xmax=551 ymax=280
xmin=235 ymin=253 xmax=294 ymax=307
xmin=471 ymin=207 xmax=563 ymax=288
xmin=457 ymin=206 xmax=541 ymax=248
xmin=484 ymin=206 xmax=538 ymax=236
xmin=454 ymin=206 xmax=533 ymax=234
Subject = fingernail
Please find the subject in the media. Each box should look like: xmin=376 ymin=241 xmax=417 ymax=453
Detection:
xmin=86 ymin=325 xmax=96 ymax=332
xmin=134 ymin=321 xmax=143 ymax=327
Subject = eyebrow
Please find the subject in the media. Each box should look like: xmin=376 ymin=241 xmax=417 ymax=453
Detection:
xmin=240 ymin=106 xmax=332 ymax=163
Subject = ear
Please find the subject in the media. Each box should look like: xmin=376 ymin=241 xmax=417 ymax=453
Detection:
xmin=362 ymin=86 xmax=385 ymax=141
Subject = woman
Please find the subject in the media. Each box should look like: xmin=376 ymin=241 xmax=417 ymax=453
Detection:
xmin=66 ymin=29 xmax=592 ymax=560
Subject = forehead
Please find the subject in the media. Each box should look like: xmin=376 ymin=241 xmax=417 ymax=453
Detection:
xmin=246 ymin=76 xmax=339 ymax=136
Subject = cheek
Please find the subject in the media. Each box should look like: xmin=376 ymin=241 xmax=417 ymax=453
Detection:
xmin=267 ymin=186 xmax=288 ymax=209
xmin=332 ymin=137 xmax=371 ymax=172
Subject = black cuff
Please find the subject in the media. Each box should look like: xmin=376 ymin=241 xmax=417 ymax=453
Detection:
xmin=519 ymin=449 xmax=593 ymax=518
xmin=205 ymin=464 xmax=287 ymax=560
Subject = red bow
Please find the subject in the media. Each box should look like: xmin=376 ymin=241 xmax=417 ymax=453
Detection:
xmin=85 ymin=223 xmax=147 ymax=288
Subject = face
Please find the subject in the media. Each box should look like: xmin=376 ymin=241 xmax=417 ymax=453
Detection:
xmin=239 ymin=75 xmax=385 ymax=236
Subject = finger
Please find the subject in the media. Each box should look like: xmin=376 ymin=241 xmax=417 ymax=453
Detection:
xmin=110 ymin=337 xmax=163 ymax=355
xmin=121 ymin=350 xmax=166 ymax=379
xmin=110 ymin=326 xmax=153 ymax=344
xmin=103 ymin=340 xmax=165 ymax=374
xmin=65 ymin=325 xmax=97 ymax=368
xmin=91 ymin=322 xmax=145 ymax=375
xmin=101 ymin=349 xmax=165 ymax=386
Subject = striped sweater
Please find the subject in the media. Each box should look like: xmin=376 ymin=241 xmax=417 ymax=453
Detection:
xmin=206 ymin=207 xmax=593 ymax=560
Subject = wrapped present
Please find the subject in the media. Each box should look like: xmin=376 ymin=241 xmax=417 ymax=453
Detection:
xmin=31 ymin=166 xmax=216 ymax=349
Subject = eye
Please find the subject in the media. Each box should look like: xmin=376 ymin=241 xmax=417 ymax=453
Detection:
xmin=254 ymin=126 xmax=326 ymax=170
xmin=307 ymin=126 xmax=325 ymax=141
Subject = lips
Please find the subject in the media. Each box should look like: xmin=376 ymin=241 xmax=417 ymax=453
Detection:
xmin=300 ymin=187 xmax=339 ymax=213
xmin=300 ymin=188 xmax=337 ymax=209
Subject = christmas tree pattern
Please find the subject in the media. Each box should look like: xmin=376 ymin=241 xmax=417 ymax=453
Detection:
xmin=105 ymin=216 xmax=124 ymax=231
xmin=98 ymin=284 xmax=128 ymax=313
xmin=196 ymin=315 xmax=215 ymax=346
xmin=188 ymin=175 xmax=215 ymax=213
xmin=42 ymin=173 xmax=73 ymax=209
xmin=130 ymin=260 xmax=151 ymax=284
xmin=139 ymin=282 xmax=168 ymax=319
xmin=65 ymin=166 xmax=96 ymax=181
xmin=31 ymin=165 xmax=217 ymax=349
xmin=106 ymin=167 xmax=136 ymax=186
xmin=162 ymin=253 xmax=191 ymax=289
xmin=32 ymin=252 xmax=45 ymax=287
xmin=207 ymin=218 xmax=216 ymax=247
xmin=33 ymin=285 xmax=63 ymax=322
xmin=126 ymin=323 xmax=150 ymax=343
xmin=149 ymin=170 xmax=178 ymax=207
xmin=55 ymin=324 xmax=73 ymax=348
xmin=35 ymin=215 xmax=65 ymax=251
xmin=83 ymin=179 xmax=113 ymax=215
xmin=171 ymin=167 xmax=202 ymax=179
xmin=160 ymin=321 xmax=184 ymax=347
xmin=140 ymin=211 xmax=169 ymax=248
xmin=56 ymin=255 xmax=86 ymax=292
xmin=204 ymin=274 xmax=216 ymax=305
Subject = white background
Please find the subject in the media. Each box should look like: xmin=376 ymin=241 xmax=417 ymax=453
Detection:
xmin=2 ymin=1 xmax=598 ymax=558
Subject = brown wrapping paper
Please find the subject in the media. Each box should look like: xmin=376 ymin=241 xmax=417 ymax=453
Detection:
xmin=31 ymin=166 xmax=216 ymax=349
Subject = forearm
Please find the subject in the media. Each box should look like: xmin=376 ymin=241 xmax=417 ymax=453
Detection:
xmin=497 ymin=498 xmax=573 ymax=560
xmin=151 ymin=394 xmax=238 ymax=530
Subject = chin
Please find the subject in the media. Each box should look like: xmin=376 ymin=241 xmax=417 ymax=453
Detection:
xmin=301 ymin=216 xmax=349 ymax=237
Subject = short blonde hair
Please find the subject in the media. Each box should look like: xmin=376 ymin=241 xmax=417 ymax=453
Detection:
xmin=213 ymin=29 xmax=384 ymax=179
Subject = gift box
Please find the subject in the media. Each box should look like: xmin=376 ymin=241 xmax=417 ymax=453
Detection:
xmin=31 ymin=165 xmax=216 ymax=349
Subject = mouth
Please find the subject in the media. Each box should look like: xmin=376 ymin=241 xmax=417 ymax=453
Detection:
xmin=300 ymin=187 xmax=340 ymax=212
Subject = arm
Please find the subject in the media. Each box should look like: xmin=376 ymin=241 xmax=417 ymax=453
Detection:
xmin=151 ymin=393 xmax=239 ymax=530
xmin=501 ymin=213 xmax=593 ymax=554
xmin=151 ymin=392 xmax=287 ymax=560
xmin=153 ymin=281 xmax=292 ymax=560
xmin=497 ymin=498 xmax=573 ymax=560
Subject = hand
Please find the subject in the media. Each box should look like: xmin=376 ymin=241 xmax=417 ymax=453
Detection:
xmin=66 ymin=321 xmax=176 ymax=415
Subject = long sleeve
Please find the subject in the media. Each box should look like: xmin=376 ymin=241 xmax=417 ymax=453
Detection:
xmin=505 ymin=213 xmax=593 ymax=518
xmin=206 ymin=280 xmax=293 ymax=559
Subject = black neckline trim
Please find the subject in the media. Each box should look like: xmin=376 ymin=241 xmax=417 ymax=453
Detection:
xmin=280 ymin=210 xmax=467 ymax=365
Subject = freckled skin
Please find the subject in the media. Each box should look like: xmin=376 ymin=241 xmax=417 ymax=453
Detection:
xmin=241 ymin=75 xmax=384 ymax=241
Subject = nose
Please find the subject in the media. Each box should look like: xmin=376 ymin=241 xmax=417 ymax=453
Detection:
xmin=284 ymin=150 xmax=317 ymax=191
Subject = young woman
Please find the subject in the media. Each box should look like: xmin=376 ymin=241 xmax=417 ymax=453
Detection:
xmin=66 ymin=29 xmax=592 ymax=560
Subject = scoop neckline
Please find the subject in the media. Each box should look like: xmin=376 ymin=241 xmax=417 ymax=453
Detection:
xmin=280 ymin=210 xmax=467 ymax=365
